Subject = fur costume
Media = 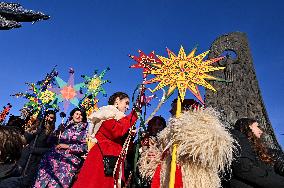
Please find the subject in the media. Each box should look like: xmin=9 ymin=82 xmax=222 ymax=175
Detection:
xmin=138 ymin=107 xmax=237 ymax=188
xmin=138 ymin=139 xmax=163 ymax=180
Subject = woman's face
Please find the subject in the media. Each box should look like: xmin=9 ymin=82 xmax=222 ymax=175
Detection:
xmin=45 ymin=113 xmax=55 ymax=124
xmin=249 ymin=122 xmax=263 ymax=138
xmin=115 ymin=97 xmax=130 ymax=113
xmin=72 ymin=111 xmax=83 ymax=123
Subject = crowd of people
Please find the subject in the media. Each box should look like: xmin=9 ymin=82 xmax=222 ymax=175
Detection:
xmin=0 ymin=91 xmax=284 ymax=188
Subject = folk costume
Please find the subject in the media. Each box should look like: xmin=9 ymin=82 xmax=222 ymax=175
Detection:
xmin=73 ymin=105 xmax=138 ymax=188
xmin=33 ymin=120 xmax=88 ymax=188
xmin=138 ymin=107 xmax=236 ymax=188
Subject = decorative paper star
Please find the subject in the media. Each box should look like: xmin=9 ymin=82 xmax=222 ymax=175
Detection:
xmin=17 ymin=83 xmax=56 ymax=114
xmin=0 ymin=103 xmax=12 ymax=124
xmin=81 ymin=68 xmax=110 ymax=97
xmin=12 ymin=67 xmax=59 ymax=118
xmin=50 ymin=68 xmax=84 ymax=112
xmin=143 ymin=46 xmax=225 ymax=104
xmin=129 ymin=50 xmax=162 ymax=79
xmin=60 ymin=85 xmax=77 ymax=100
xmin=79 ymin=68 xmax=110 ymax=115
xmin=39 ymin=90 xmax=56 ymax=104
xmin=80 ymin=95 xmax=99 ymax=116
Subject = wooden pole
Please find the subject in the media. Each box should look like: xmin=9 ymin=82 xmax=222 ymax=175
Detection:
xmin=169 ymin=96 xmax=181 ymax=188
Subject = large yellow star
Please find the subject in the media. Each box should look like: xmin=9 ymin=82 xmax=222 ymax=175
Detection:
xmin=144 ymin=46 xmax=225 ymax=104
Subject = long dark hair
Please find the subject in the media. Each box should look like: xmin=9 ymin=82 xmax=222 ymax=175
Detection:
xmin=0 ymin=126 xmax=25 ymax=164
xmin=235 ymin=118 xmax=273 ymax=163
xmin=7 ymin=115 xmax=25 ymax=134
xmin=108 ymin=92 xmax=129 ymax=105
xmin=44 ymin=110 xmax=56 ymax=135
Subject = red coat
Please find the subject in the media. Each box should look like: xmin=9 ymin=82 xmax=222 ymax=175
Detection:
xmin=73 ymin=110 xmax=138 ymax=188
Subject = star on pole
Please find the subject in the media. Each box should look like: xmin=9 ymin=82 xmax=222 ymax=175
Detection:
xmin=80 ymin=68 xmax=110 ymax=114
xmin=143 ymin=46 xmax=226 ymax=104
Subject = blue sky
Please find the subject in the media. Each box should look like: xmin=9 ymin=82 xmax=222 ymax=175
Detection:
xmin=0 ymin=0 xmax=283 ymax=146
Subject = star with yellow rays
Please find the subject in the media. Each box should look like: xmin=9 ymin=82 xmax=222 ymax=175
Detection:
xmin=143 ymin=46 xmax=225 ymax=104
xmin=82 ymin=68 xmax=110 ymax=98
xmin=39 ymin=89 xmax=56 ymax=104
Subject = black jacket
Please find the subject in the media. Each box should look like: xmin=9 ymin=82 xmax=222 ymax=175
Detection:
xmin=17 ymin=125 xmax=55 ymax=187
xmin=225 ymin=130 xmax=284 ymax=188
xmin=0 ymin=163 xmax=24 ymax=188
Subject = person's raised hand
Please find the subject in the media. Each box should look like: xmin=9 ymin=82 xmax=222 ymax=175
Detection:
xmin=56 ymin=143 xmax=69 ymax=150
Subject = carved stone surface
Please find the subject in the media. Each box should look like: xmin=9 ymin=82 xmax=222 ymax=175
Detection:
xmin=205 ymin=32 xmax=281 ymax=150
xmin=0 ymin=2 xmax=49 ymax=30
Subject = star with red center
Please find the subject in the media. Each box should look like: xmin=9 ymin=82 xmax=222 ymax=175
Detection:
xmin=60 ymin=85 xmax=77 ymax=100
xmin=49 ymin=68 xmax=84 ymax=112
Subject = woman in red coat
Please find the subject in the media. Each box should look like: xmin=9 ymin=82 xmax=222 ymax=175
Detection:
xmin=73 ymin=92 xmax=138 ymax=188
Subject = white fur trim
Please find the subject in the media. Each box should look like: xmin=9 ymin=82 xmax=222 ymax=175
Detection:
xmin=87 ymin=105 xmax=126 ymax=136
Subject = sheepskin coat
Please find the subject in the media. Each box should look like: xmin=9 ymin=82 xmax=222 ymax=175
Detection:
xmin=138 ymin=107 xmax=236 ymax=188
